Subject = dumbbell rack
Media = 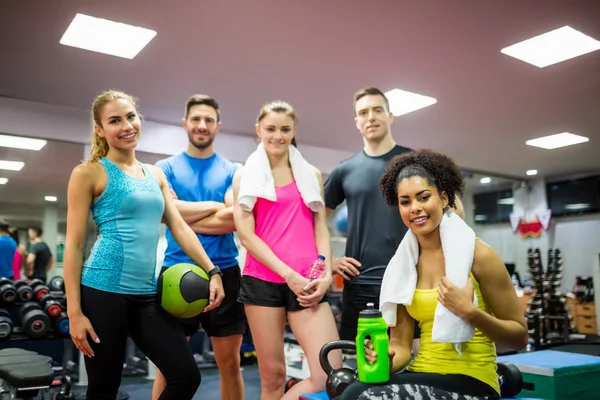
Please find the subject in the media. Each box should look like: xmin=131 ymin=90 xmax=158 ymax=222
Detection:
xmin=525 ymin=248 xmax=572 ymax=349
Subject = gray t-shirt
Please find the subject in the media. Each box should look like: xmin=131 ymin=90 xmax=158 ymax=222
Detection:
xmin=324 ymin=145 xmax=412 ymax=285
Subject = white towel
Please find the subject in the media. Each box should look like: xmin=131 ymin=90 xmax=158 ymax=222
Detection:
xmin=379 ymin=212 xmax=478 ymax=355
xmin=237 ymin=142 xmax=324 ymax=212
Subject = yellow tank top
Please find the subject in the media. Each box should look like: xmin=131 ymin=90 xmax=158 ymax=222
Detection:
xmin=405 ymin=273 xmax=500 ymax=395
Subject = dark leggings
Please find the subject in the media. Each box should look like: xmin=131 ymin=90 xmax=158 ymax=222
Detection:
xmin=80 ymin=285 xmax=201 ymax=399
xmin=339 ymin=371 xmax=500 ymax=400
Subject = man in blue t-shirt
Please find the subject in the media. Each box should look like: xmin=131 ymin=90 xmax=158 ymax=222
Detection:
xmin=0 ymin=220 xmax=17 ymax=279
xmin=154 ymin=95 xmax=245 ymax=400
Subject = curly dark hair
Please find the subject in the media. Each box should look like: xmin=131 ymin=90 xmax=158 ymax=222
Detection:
xmin=379 ymin=149 xmax=465 ymax=209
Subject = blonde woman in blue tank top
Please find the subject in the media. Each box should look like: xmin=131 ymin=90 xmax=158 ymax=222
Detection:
xmin=63 ymin=90 xmax=225 ymax=400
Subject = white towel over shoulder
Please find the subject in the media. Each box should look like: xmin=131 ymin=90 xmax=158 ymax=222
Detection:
xmin=237 ymin=142 xmax=324 ymax=212
xmin=379 ymin=212 xmax=477 ymax=355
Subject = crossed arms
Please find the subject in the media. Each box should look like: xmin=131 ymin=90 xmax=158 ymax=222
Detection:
xmin=171 ymin=189 xmax=236 ymax=235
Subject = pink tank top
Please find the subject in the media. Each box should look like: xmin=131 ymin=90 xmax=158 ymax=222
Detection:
xmin=12 ymin=249 xmax=23 ymax=280
xmin=243 ymin=180 xmax=318 ymax=284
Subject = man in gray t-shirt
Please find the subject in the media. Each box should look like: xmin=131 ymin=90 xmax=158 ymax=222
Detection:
xmin=26 ymin=227 xmax=53 ymax=282
xmin=325 ymin=87 xmax=414 ymax=341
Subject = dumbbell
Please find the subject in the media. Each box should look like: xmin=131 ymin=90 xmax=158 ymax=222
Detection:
xmin=29 ymin=279 xmax=50 ymax=301
xmin=49 ymin=276 xmax=65 ymax=292
xmin=55 ymin=375 xmax=75 ymax=400
xmin=54 ymin=312 xmax=70 ymax=337
xmin=0 ymin=309 xmax=13 ymax=339
xmin=14 ymin=280 xmax=34 ymax=302
xmin=39 ymin=293 xmax=64 ymax=318
xmin=19 ymin=302 xmax=50 ymax=339
xmin=0 ymin=278 xmax=17 ymax=305
xmin=498 ymin=362 xmax=523 ymax=398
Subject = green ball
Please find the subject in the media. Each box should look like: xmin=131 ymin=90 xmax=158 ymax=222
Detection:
xmin=158 ymin=263 xmax=210 ymax=318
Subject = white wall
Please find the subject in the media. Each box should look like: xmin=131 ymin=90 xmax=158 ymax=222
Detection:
xmin=464 ymin=180 xmax=600 ymax=293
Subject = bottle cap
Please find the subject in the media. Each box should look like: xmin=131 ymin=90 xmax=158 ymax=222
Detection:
xmin=359 ymin=302 xmax=382 ymax=319
xmin=318 ymin=255 xmax=325 ymax=261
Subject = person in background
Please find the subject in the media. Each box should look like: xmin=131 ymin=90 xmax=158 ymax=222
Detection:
xmin=324 ymin=87 xmax=417 ymax=344
xmin=9 ymin=227 xmax=26 ymax=280
xmin=64 ymin=89 xmax=224 ymax=399
xmin=0 ymin=220 xmax=17 ymax=279
xmin=233 ymin=100 xmax=342 ymax=400
xmin=154 ymin=94 xmax=246 ymax=400
xmin=26 ymin=227 xmax=53 ymax=282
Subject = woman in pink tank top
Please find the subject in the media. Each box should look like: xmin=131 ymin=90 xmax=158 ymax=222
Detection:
xmin=233 ymin=101 xmax=342 ymax=399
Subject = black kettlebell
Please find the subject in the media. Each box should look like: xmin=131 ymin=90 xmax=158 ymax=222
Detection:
xmin=55 ymin=375 xmax=75 ymax=400
xmin=498 ymin=362 xmax=523 ymax=398
xmin=319 ymin=340 xmax=357 ymax=399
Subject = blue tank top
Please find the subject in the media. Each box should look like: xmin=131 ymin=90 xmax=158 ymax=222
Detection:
xmin=82 ymin=158 xmax=165 ymax=295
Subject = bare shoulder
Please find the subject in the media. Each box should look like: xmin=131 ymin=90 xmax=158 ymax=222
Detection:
xmin=71 ymin=162 xmax=101 ymax=182
xmin=146 ymin=164 xmax=165 ymax=178
xmin=472 ymin=239 xmax=505 ymax=278
xmin=474 ymin=239 xmax=497 ymax=261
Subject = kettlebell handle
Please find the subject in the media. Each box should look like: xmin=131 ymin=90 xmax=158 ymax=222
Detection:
xmin=319 ymin=340 xmax=356 ymax=374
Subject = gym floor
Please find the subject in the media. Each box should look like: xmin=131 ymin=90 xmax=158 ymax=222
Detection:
xmin=71 ymin=364 xmax=262 ymax=399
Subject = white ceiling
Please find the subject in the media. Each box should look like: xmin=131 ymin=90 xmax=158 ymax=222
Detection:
xmin=0 ymin=0 xmax=599 ymax=184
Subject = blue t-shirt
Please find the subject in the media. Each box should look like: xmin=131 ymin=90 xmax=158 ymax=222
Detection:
xmin=0 ymin=236 xmax=17 ymax=278
xmin=156 ymin=152 xmax=239 ymax=270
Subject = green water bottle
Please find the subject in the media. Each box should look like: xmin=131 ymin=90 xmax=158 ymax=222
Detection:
xmin=355 ymin=302 xmax=390 ymax=383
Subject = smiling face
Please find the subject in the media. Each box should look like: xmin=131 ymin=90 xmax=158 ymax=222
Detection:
xmin=354 ymin=94 xmax=394 ymax=143
xmin=256 ymin=111 xmax=296 ymax=156
xmin=397 ymin=176 xmax=449 ymax=237
xmin=94 ymin=98 xmax=141 ymax=152
xmin=183 ymin=104 xmax=220 ymax=150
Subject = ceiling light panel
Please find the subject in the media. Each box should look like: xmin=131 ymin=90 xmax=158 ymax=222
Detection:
xmin=384 ymin=89 xmax=437 ymax=117
xmin=60 ymin=13 xmax=157 ymax=59
xmin=501 ymin=26 xmax=600 ymax=68
xmin=0 ymin=134 xmax=47 ymax=151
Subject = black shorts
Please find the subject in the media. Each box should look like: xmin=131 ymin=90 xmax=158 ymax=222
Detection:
xmin=237 ymin=275 xmax=328 ymax=312
xmin=159 ymin=265 xmax=247 ymax=338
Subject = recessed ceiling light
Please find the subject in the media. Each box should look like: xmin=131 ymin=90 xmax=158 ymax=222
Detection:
xmin=526 ymin=169 xmax=538 ymax=176
xmin=60 ymin=13 xmax=157 ymax=59
xmin=384 ymin=88 xmax=437 ymax=117
xmin=526 ymin=132 xmax=589 ymax=150
xmin=0 ymin=178 xmax=7 ymax=185
xmin=497 ymin=197 xmax=515 ymax=205
xmin=0 ymin=134 xmax=47 ymax=151
xmin=501 ymin=26 xmax=600 ymax=68
xmin=0 ymin=160 xmax=24 ymax=171
xmin=44 ymin=196 xmax=58 ymax=202
xmin=480 ymin=177 xmax=491 ymax=184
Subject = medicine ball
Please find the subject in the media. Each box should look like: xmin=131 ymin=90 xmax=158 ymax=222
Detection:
xmin=334 ymin=205 xmax=348 ymax=236
xmin=158 ymin=263 xmax=210 ymax=318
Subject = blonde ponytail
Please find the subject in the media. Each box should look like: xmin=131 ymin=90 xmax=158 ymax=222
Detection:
xmin=86 ymin=90 xmax=138 ymax=163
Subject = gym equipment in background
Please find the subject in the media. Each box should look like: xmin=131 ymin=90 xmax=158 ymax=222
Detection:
xmin=49 ymin=276 xmax=65 ymax=293
xmin=157 ymin=263 xmax=210 ymax=318
xmin=333 ymin=205 xmax=348 ymax=236
xmin=526 ymin=248 xmax=572 ymax=348
xmin=13 ymin=281 xmax=33 ymax=302
xmin=0 ymin=309 xmax=13 ymax=339
xmin=0 ymin=279 xmax=17 ymax=306
xmin=0 ymin=348 xmax=55 ymax=399
xmin=19 ymin=302 xmax=50 ymax=339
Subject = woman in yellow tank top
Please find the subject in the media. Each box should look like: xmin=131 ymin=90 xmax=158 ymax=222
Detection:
xmin=341 ymin=149 xmax=528 ymax=400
